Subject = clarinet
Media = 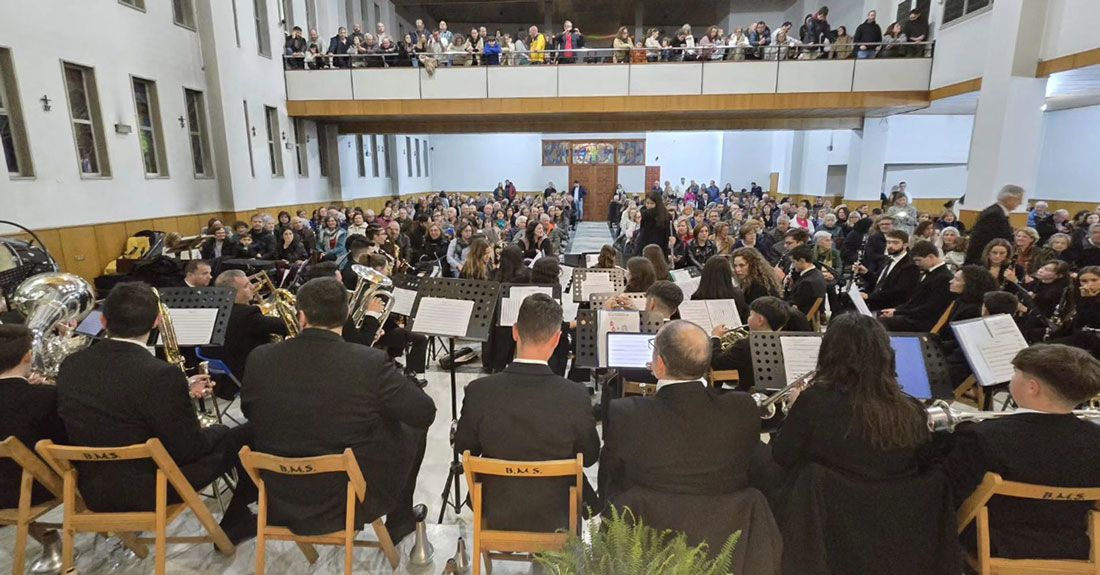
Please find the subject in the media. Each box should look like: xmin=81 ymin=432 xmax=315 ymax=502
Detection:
xmin=782 ymin=260 xmax=795 ymax=299
xmin=1043 ymin=284 xmax=1072 ymax=342
xmin=851 ymin=233 xmax=869 ymax=289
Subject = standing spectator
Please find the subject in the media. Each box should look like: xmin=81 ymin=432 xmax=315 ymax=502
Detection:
xmin=284 ymin=26 xmax=307 ymax=69
xmin=698 ymin=26 xmax=721 ymax=60
xmin=612 ymin=27 xmax=632 ymax=63
xmin=644 ymin=28 xmax=662 ymax=62
xmin=901 ymin=9 xmax=928 ymax=57
xmin=397 ymin=33 xmax=416 ymax=67
xmin=832 ymin=26 xmax=853 ymax=59
xmin=571 ymin=180 xmax=587 ymax=222
xmin=327 ymin=27 xmax=352 ymax=68
xmin=438 ymin=20 xmax=453 ymax=45
xmin=727 ymin=27 xmax=750 ymax=60
xmin=966 ymin=185 xmax=1025 ymax=265
xmin=636 ymin=192 xmax=672 ymax=257
xmin=483 ymin=35 xmax=502 ymax=65
xmin=528 ymin=26 xmax=546 ymax=64
xmin=807 ymin=7 xmax=833 ymax=58
xmin=631 ymin=40 xmax=646 ymax=63
xmin=468 ymin=28 xmax=484 ymax=65
xmin=880 ymin=22 xmax=906 ymax=58
xmin=554 ymin=20 xmax=583 ymax=64
xmin=350 ymin=23 xmax=365 ymax=43
xmin=514 ymin=30 xmax=529 ymax=65
xmin=500 ymin=34 xmax=514 ymax=65
xmin=853 ymin=10 xmax=882 ymax=59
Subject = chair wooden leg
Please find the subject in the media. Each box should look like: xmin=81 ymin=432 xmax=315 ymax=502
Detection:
xmin=61 ymin=527 xmax=75 ymax=572
xmin=296 ymin=541 xmax=320 ymax=564
xmin=472 ymin=546 xmax=480 ymax=575
xmin=483 ymin=551 xmax=493 ymax=574
xmin=156 ymin=471 xmax=168 ymax=575
xmin=344 ymin=532 xmax=354 ymax=575
xmin=255 ymin=528 xmax=266 ymax=575
xmin=371 ymin=519 xmax=399 ymax=569
xmin=115 ymin=531 xmax=150 ymax=559
xmin=13 ymin=520 xmax=28 ymax=575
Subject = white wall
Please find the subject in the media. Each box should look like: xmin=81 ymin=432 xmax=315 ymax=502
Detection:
xmin=929 ymin=10 xmax=991 ymax=89
xmin=1036 ymin=104 xmax=1100 ymax=202
xmin=883 ymin=115 xmax=973 ymax=164
xmin=429 ymin=133 xmax=559 ymax=192
xmin=1040 ymin=0 xmax=1100 ymax=61
xmin=720 ymin=132 xmax=774 ymax=190
xmin=645 ymin=132 xmax=722 ymax=187
xmin=884 ymin=164 xmax=968 ymax=199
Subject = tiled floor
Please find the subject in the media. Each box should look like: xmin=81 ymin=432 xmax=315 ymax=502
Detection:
xmin=566 ymin=222 xmax=614 ymax=255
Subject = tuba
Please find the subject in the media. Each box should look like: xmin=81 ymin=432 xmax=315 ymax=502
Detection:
xmin=753 ymin=370 xmax=816 ymax=419
xmin=153 ymin=288 xmax=219 ymax=428
xmin=348 ymin=264 xmax=394 ymax=343
xmin=11 ymin=272 xmax=96 ymax=382
xmin=927 ymin=400 xmax=1100 ymax=432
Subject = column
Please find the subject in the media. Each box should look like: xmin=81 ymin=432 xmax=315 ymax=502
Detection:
xmin=845 ymin=117 xmax=888 ymax=202
xmin=960 ymin=0 xmax=1048 ymax=212
xmin=543 ymin=1 xmax=552 ymax=35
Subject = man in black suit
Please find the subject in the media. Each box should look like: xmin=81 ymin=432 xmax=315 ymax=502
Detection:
xmin=858 ymin=229 xmax=920 ymax=311
xmin=182 ymin=259 xmax=212 ymax=288
xmin=570 ymin=180 xmax=587 ymax=223
xmin=785 ymin=245 xmax=826 ymax=314
xmin=455 ymin=294 xmax=600 ymax=532
xmin=248 ymin=214 xmax=278 ymax=259
xmin=878 ymin=240 xmax=953 ymax=331
xmin=241 ymin=278 xmax=435 ymax=542
xmin=711 ymin=296 xmax=789 ymax=392
xmin=326 ymin=27 xmax=353 ymax=68
xmin=944 ymin=344 xmax=1100 ymax=560
xmin=964 ymin=184 xmax=1024 ymax=265
xmin=599 ymin=320 xmax=760 ymax=503
xmin=56 ymin=282 xmax=257 ymax=541
xmin=553 ymin=20 xmax=584 ymax=64
xmin=202 ymin=270 xmax=287 ymax=397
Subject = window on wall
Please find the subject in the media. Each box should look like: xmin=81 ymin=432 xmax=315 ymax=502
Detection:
xmin=63 ymin=62 xmax=110 ymax=177
xmin=132 ymin=78 xmax=167 ymax=177
xmin=316 ymin=124 xmax=329 ymax=177
xmin=0 ymin=49 xmax=33 ymax=177
xmin=374 ymin=3 xmax=382 ymax=29
xmin=172 ymin=0 xmax=196 ymax=29
xmin=421 ymin=140 xmax=429 ymax=177
xmin=184 ymin=89 xmax=212 ymax=177
xmin=405 ymin=136 xmax=412 ymax=177
xmin=415 ymin=139 xmax=421 ymax=178
xmin=943 ymin=0 xmax=992 ymax=24
xmin=253 ymin=0 xmax=271 ymax=57
xmin=231 ymin=0 xmax=241 ymax=46
xmin=243 ymin=101 xmax=255 ymax=177
xmin=293 ymin=118 xmax=307 ymax=177
xmin=306 ymin=0 xmax=317 ymax=35
xmin=356 ymin=136 xmax=366 ymax=177
xmin=119 ymin=0 xmax=145 ymax=10
xmin=264 ymin=106 xmax=282 ymax=176
xmin=281 ymin=0 xmax=294 ymax=29
xmin=345 ymin=0 xmax=355 ymax=27
xmin=369 ymin=134 xmax=379 ymax=177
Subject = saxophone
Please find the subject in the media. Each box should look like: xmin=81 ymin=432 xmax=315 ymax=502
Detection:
xmin=153 ymin=288 xmax=219 ymax=428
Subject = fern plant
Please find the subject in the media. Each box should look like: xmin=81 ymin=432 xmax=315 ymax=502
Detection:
xmin=534 ymin=506 xmax=739 ymax=575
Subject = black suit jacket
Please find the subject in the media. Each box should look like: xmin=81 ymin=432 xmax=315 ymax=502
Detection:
xmin=866 ymin=254 xmax=920 ymax=311
xmin=203 ymin=304 xmax=288 ymax=379
xmin=965 ymin=204 xmax=1014 ymax=265
xmin=241 ymin=329 xmax=435 ymax=535
xmin=889 ymin=264 xmax=954 ymax=330
xmin=711 ymin=337 xmax=754 ymax=391
xmin=943 ymin=413 xmax=1100 ymax=560
xmin=56 ymin=339 xmax=228 ymax=511
xmin=787 ymin=267 xmax=826 ymax=313
xmin=0 ymin=377 xmax=67 ymax=508
xmin=599 ymin=383 xmax=760 ymax=503
xmin=454 ymin=362 xmax=600 ymax=532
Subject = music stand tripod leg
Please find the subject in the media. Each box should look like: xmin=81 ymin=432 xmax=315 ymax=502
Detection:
xmin=438 ymin=337 xmax=467 ymax=523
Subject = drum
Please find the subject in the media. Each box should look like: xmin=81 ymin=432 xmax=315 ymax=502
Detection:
xmin=0 ymin=238 xmax=58 ymax=297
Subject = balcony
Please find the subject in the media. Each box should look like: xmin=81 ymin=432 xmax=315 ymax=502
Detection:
xmin=284 ymin=45 xmax=935 ymax=132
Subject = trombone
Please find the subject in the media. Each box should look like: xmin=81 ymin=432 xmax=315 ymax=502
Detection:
xmin=753 ymin=370 xmax=816 ymax=419
xmin=348 ymin=264 xmax=395 ymax=345
xmin=249 ymin=271 xmax=300 ymax=339
xmin=152 ymin=287 xmax=220 ymax=428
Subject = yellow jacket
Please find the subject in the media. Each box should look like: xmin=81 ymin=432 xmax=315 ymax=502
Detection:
xmin=529 ymin=33 xmax=546 ymax=63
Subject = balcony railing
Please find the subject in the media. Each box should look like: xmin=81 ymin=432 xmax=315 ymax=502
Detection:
xmin=283 ymin=42 xmax=935 ymax=102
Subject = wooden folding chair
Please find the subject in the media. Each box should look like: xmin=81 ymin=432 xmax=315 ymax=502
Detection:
xmin=621 ymin=379 xmax=656 ymax=397
xmin=807 ymin=297 xmax=825 ymax=332
xmin=953 ymin=374 xmax=986 ymax=409
xmin=463 ymin=451 xmax=584 ymax=575
xmin=710 ymin=369 xmax=740 ymax=388
xmin=35 ymin=439 xmax=235 ymax=575
xmin=1 ymin=437 xmax=64 ymax=575
xmin=237 ymin=446 xmax=399 ymax=575
xmin=958 ymin=472 xmax=1100 ymax=574
xmin=930 ymin=301 xmax=957 ymax=336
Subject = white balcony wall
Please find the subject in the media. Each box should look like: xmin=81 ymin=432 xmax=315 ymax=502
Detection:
xmin=419 ymin=67 xmax=488 ymax=99
xmin=702 ymin=61 xmax=778 ymax=94
xmin=777 ymin=60 xmax=856 ymax=93
xmin=852 ymin=59 xmax=933 ymax=92
xmin=353 ymin=69 xmax=420 ymax=99
xmin=930 ymin=11 xmax=991 ymax=89
xmin=487 ymin=66 xmax=557 ymax=98
xmin=629 ymin=63 xmax=702 ymax=96
xmin=287 ymin=70 xmax=354 ymax=100
xmin=1041 ymin=0 xmax=1100 ymax=61
xmin=558 ymin=66 xmax=630 ymax=98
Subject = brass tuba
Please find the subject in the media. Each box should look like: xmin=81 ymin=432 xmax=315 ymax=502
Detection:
xmin=11 ymin=272 xmax=96 ymax=382
xmin=153 ymin=288 xmax=219 ymax=428
xmin=348 ymin=264 xmax=394 ymax=343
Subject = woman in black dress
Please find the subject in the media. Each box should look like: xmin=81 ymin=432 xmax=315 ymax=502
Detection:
xmin=634 ymin=191 xmax=671 ymax=257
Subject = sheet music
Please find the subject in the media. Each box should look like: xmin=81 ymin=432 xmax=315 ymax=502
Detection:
xmin=156 ymin=308 xmax=219 ymax=346
xmin=670 ymin=269 xmax=693 ymax=283
xmin=598 ymin=310 xmax=641 ymax=367
xmin=678 ymin=301 xmax=715 ymax=333
xmin=847 ymin=282 xmax=873 ymax=317
xmin=75 ymin=310 xmax=104 ymax=337
xmin=527 ymin=251 xmax=543 ymax=269
xmin=391 ymin=287 xmax=418 ymax=317
xmin=707 ymin=300 xmax=743 ymax=329
xmin=606 ymin=333 xmax=655 ymax=368
xmin=951 ymin=314 xmax=1028 ymax=386
xmin=561 ymin=298 xmax=580 ymax=322
xmin=581 ymin=271 xmax=616 ymax=301
xmin=780 ymin=336 xmax=822 ymax=385
xmin=413 ymin=297 xmax=473 ymax=337
xmin=585 ymin=254 xmax=601 ymax=268
xmin=498 ymin=286 xmax=555 ymax=326
xmin=559 ymin=265 xmax=575 ymax=290
xmin=675 ymin=277 xmax=701 ymax=301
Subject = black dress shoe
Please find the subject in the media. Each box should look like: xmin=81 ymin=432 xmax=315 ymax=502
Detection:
xmin=415 ymin=377 xmax=429 ymax=389
xmin=218 ymin=511 xmax=258 ymax=546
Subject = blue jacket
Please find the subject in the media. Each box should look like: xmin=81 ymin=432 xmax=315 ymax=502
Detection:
xmin=483 ymin=43 xmax=502 ymax=65
xmin=317 ymin=228 xmax=348 ymax=259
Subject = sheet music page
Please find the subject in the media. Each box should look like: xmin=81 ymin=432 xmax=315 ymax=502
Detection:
xmin=156 ymin=308 xmax=219 ymax=346
xmin=847 ymin=282 xmax=874 ymax=317
xmin=413 ymin=297 xmax=473 ymax=337
xmin=586 ymin=254 xmax=600 ymax=268
xmin=670 ymin=269 xmax=693 ymax=283
xmin=707 ymin=299 xmax=743 ymax=329
xmin=780 ymin=336 xmax=822 ymax=385
xmin=498 ymin=286 xmax=554 ymax=326
xmin=581 ymin=271 xmax=615 ymax=301
xmin=950 ymin=318 xmax=997 ymax=386
xmin=559 ymin=265 xmax=575 ymax=290
xmin=391 ymin=287 xmax=418 ymax=317
xmin=75 ymin=311 xmax=104 ymax=337
xmin=561 ymin=298 xmax=580 ymax=322
xmin=598 ymin=310 xmax=641 ymax=367
xmin=676 ymin=277 xmax=701 ymax=301
xmin=678 ymin=301 xmax=715 ymax=334
xmin=607 ymin=334 xmax=655 ymax=368
xmin=979 ymin=314 xmax=1029 ymax=385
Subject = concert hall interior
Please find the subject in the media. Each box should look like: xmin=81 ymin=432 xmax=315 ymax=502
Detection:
xmin=5 ymin=0 xmax=1100 ymax=574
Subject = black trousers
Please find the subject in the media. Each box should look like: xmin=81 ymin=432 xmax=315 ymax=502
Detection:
xmin=180 ymin=423 xmax=257 ymax=520
xmin=380 ymin=326 xmax=428 ymax=374
xmin=383 ymin=425 xmax=427 ymax=532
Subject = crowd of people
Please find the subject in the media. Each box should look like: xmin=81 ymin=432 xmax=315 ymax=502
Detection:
xmin=282 ymin=7 xmax=932 ymax=70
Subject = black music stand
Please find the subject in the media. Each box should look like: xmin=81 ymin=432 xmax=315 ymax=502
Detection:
xmin=570 ymin=268 xmax=626 ymax=303
xmin=409 ymin=277 xmax=501 ymax=522
xmin=0 ymin=263 xmax=37 ymax=305
xmin=574 ymin=309 xmax=666 ymax=369
xmin=497 ymin=282 xmax=563 ymax=326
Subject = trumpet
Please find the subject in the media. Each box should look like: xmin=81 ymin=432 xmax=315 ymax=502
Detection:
xmin=348 ymin=264 xmax=394 ymax=344
xmin=753 ymin=370 xmax=815 ymax=419
xmin=926 ymin=400 xmax=1100 ymax=432
xmin=153 ymin=288 xmax=219 ymax=428
xmin=259 ymin=288 xmax=300 ymax=341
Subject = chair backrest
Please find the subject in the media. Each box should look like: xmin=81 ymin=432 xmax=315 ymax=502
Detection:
xmin=238 ymin=447 xmax=366 ymax=503
xmin=36 ymin=439 xmax=193 ymax=506
xmin=0 ymin=436 xmax=63 ymax=506
xmin=807 ymin=297 xmax=824 ymax=332
xmin=930 ymin=301 xmax=957 ymax=335
xmin=463 ymin=451 xmax=584 ymax=534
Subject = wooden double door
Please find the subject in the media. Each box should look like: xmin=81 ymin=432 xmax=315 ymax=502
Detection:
xmin=569 ymin=165 xmax=617 ymax=222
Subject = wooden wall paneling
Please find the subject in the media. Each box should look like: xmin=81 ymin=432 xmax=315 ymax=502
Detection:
xmin=124 ymin=220 xmax=155 ymax=238
xmin=34 ymin=230 xmax=65 ymax=273
xmin=93 ymin=223 xmax=129 ymax=273
xmin=152 ymin=218 xmax=181 ymax=235
xmin=175 ymin=214 xmax=203 ymax=236
xmin=769 ymin=173 xmax=780 ymax=194
xmin=56 ymin=227 xmax=102 ymax=281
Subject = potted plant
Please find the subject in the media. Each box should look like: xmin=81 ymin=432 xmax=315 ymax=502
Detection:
xmin=535 ymin=506 xmax=739 ymax=575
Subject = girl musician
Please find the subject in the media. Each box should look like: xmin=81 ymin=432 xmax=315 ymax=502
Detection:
xmin=692 ymin=256 xmax=749 ymax=321
xmin=731 ymin=247 xmax=783 ymax=304
xmin=1052 ymin=266 xmax=1100 ymax=358
xmin=981 ymin=238 xmax=1024 ymax=290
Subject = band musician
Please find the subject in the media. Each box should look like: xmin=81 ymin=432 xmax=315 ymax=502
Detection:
xmin=202 ymin=270 xmax=288 ymax=398
xmin=455 ymin=294 xmax=600 ymax=531
xmin=854 ymin=229 xmax=920 ymax=312
xmin=241 ymin=278 xmax=435 ymax=543
xmin=878 ymin=240 xmax=954 ymax=332
xmin=711 ymin=296 xmax=789 ymax=392
xmin=56 ymin=282 xmax=258 ymax=543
